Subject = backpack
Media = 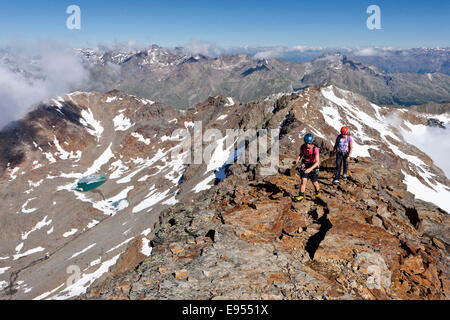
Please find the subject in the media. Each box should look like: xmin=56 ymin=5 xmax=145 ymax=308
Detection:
xmin=300 ymin=142 xmax=321 ymax=165
xmin=336 ymin=134 xmax=350 ymax=154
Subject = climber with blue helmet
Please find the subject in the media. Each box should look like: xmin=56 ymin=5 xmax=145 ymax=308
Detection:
xmin=293 ymin=133 xmax=321 ymax=202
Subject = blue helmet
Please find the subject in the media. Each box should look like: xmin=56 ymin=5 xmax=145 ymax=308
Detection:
xmin=304 ymin=133 xmax=314 ymax=144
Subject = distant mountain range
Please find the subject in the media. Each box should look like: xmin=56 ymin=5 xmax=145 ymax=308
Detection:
xmin=1 ymin=45 xmax=449 ymax=112
xmin=78 ymin=46 xmax=450 ymax=108
xmin=266 ymin=47 xmax=450 ymax=75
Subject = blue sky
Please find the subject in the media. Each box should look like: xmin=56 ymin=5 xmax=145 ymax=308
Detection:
xmin=0 ymin=0 xmax=448 ymax=48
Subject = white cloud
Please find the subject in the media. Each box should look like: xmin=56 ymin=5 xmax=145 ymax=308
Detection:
xmin=0 ymin=40 xmax=89 ymax=128
xmin=254 ymin=47 xmax=286 ymax=59
xmin=353 ymin=47 xmax=384 ymax=56
xmin=96 ymin=39 xmax=149 ymax=52
xmin=404 ymin=124 xmax=450 ymax=178
xmin=183 ymin=39 xmax=224 ymax=57
xmin=254 ymin=45 xmax=334 ymax=60
xmin=352 ymin=47 xmax=400 ymax=57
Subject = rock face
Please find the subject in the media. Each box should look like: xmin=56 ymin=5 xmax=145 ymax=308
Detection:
xmin=82 ymin=157 xmax=449 ymax=300
xmin=427 ymin=119 xmax=446 ymax=129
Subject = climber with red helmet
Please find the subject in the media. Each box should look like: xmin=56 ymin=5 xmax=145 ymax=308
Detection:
xmin=293 ymin=133 xmax=321 ymax=202
xmin=333 ymin=126 xmax=353 ymax=184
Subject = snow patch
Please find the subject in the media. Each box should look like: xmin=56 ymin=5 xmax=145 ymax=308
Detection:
xmin=402 ymin=171 xmax=450 ymax=214
xmin=73 ymin=186 xmax=134 ymax=216
xmin=13 ymin=247 xmax=45 ymax=260
xmin=43 ymin=152 xmax=57 ymax=164
xmin=141 ymin=238 xmax=152 ymax=256
xmin=138 ymin=175 xmax=149 ymax=182
xmin=28 ymin=179 xmax=44 ymax=188
xmin=84 ymin=143 xmax=114 ymax=176
xmin=193 ymin=174 xmax=216 ymax=193
xmin=132 ymin=185 xmax=171 ymax=213
xmin=184 ymin=121 xmax=195 ymax=128
xmin=0 ymin=267 xmax=10 ymax=275
xmin=22 ymin=216 xmax=52 ymax=240
xmin=22 ymin=198 xmax=37 ymax=214
xmin=109 ymin=160 xmax=129 ymax=179
xmin=217 ymin=114 xmax=228 ymax=121
xmin=87 ymin=220 xmax=99 ymax=229
xmin=224 ymin=97 xmax=235 ymax=107
xmin=321 ymin=105 xmax=343 ymax=131
xmin=63 ymin=229 xmax=78 ymax=238
xmin=106 ymin=237 xmax=134 ymax=254
xmin=33 ymin=283 xmax=65 ymax=300
xmin=162 ymin=194 xmax=178 ymax=205
xmin=106 ymin=96 xmax=117 ymax=103
xmin=141 ymin=99 xmax=155 ymax=105
xmin=131 ymin=132 xmax=151 ymax=145
xmin=15 ymin=242 xmax=24 ymax=252
xmin=0 ymin=281 xmax=8 ymax=290
xmin=117 ymin=148 xmax=168 ymax=184
xmin=90 ymin=258 xmax=101 ymax=267
xmin=113 ymin=113 xmax=134 ymax=131
xmin=9 ymin=167 xmax=20 ymax=180
xmin=49 ymin=253 xmax=121 ymax=300
xmin=80 ymin=108 xmax=104 ymax=141
xmin=69 ymin=243 xmax=96 ymax=260
xmin=53 ymin=136 xmax=82 ymax=161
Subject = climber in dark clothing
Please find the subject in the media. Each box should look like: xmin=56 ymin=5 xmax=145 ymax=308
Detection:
xmin=293 ymin=133 xmax=321 ymax=202
xmin=333 ymin=126 xmax=353 ymax=184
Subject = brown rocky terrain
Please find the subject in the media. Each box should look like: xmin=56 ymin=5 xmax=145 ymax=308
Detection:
xmin=82 ymin=156 xmax=449 ymax=300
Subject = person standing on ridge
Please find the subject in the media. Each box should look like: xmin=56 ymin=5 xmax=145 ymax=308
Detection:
xmin=333 ymin=126 xmax=353 ymax=185
xmin=293 ymin=133 xmax=321 ymax=202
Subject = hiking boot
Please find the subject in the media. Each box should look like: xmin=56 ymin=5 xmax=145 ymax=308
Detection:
xmin=315 ymin=191 xmax=321 ymax=198
xmin=333 ymin=179 xmax=340 ymax=185
xmin=293 ymin=195 xmax=304 ymax=202
xmin=342 ymin=174 xmax=347 ymax=179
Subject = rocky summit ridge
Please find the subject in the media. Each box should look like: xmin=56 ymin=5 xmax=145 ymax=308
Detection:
xmin=82 ymin=157 xmax=449 ymax=300
xmin=0 ymin=85 xmax=449 ymax=300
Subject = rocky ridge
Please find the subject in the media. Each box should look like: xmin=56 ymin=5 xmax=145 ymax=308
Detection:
xmin=0 ymin=85 xmax=449 ymax=300
xmin=82 ymin=156 xmax=450 ymax=300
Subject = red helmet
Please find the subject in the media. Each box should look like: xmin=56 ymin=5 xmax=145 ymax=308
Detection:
xmin=341 ymin=126 xmax=349 ymax=135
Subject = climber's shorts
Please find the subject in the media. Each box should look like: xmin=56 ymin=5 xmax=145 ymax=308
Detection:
xmin=298 ymin=167 xmax=319 ymax=182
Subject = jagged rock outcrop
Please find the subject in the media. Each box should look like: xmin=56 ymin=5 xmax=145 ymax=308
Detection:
xmin=82 ymin=157 xmax=449 ymax=300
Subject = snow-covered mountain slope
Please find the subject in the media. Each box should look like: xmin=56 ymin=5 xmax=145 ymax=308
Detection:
xmin=0 ymin=85 xmax=448 ymax=300
xmin=0 ymin=91 xmax=241 ymax=299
